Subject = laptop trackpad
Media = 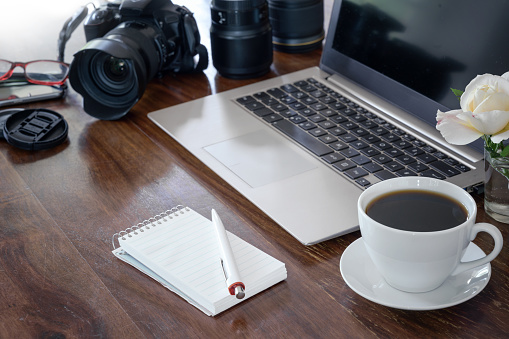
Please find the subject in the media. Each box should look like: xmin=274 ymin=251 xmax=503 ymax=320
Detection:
xmin=204 ymin=130 xmax=317 ymax=188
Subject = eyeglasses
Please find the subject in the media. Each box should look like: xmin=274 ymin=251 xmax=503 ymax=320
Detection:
xmin=0 ymin=59 xmax=69 ymax=86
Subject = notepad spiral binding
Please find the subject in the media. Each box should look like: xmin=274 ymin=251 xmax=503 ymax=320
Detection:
xmin=111 ymin=205 xmax=190 ymax=249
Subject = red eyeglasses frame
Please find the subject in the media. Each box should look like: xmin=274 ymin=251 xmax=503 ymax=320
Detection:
xmin=0 ymin=59 xmax=70 ymax=86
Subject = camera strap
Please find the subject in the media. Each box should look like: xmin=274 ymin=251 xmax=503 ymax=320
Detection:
xmin=57 ymin=5 xmax=90 ymax=62
xmin=177 ymin=6 xmax=209 ymax=73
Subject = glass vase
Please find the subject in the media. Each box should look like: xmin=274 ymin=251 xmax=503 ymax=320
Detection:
xmin=484 ymin=148 xmax=509 ymax=223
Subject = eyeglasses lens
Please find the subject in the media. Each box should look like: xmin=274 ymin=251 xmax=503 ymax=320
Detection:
xmin=26 ymin=61 xmax=69 ymax=83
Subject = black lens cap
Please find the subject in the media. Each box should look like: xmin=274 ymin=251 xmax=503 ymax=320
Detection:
xmin=0 ymin=108 xmax=68 ymax=150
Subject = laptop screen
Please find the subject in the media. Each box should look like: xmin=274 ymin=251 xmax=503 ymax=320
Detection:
xmin=321 ymin=0 xmax=509 ymax=153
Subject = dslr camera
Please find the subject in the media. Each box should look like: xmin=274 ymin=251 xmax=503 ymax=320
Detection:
xmin=69 ymin=0 xmax=208 ymax=120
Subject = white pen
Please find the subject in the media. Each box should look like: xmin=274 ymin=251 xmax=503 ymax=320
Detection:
xmin=211 ymin=209 xmax=245 ymax=299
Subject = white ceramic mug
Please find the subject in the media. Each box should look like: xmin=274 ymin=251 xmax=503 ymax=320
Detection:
xmin=358 ymin=177 xmax=503 ymax=293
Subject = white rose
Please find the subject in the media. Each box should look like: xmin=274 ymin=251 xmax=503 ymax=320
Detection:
xmin=436 ymin=71 xmax=509 ymax=145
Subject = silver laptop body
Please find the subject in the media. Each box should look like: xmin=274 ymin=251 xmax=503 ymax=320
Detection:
xmin=149 ymin=0 xmax=506 ymax=244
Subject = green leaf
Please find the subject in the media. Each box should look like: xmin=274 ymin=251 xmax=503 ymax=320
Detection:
xmin=451 ymin=88 xmax=464 ymax=101
xmin=500 ymin=144 xmax=509 ymax=157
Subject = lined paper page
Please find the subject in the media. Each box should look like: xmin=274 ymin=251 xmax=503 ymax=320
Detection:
xmin=118 ymin=208 xmax=285 ymax=312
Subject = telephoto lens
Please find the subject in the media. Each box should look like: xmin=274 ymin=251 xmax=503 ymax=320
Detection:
xmin=268 ymin=0 xmax=324 ymax=53
xmin=210 ymin=0 xmax=273 ymax=79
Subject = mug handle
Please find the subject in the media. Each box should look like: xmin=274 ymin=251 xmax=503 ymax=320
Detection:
xmin=452 ymin=223 xmax=503 ymax=276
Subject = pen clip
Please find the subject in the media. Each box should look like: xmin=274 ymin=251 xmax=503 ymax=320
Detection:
xmin=220 ymin=258 xmax=229 ymax=282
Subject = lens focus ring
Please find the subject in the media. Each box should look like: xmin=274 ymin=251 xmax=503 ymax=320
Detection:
xmin=212 ymin=0 xmax=266 ymax=11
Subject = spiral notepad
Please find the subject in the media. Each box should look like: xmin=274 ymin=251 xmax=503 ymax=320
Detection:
xmin=112 ymin=206 xmax=287 ymax=316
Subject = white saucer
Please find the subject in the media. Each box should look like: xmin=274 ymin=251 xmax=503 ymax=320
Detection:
xmin=339 ymin=238 xmax=491 ymax=310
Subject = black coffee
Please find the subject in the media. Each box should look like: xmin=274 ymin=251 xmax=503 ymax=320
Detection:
xmin=366 ymin=190 xmax=468 ymax=232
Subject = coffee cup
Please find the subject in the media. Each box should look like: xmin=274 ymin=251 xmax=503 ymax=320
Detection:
xmin=357 ymin=177 xmax=503 ymax=293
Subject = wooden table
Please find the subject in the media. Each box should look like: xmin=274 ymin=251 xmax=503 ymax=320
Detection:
xmin=1 ymin=1 xmax=507 ymax=337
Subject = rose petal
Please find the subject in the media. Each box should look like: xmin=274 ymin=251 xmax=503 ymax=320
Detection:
xmin=473 ymin=92 xmax=509 ymax=113
xmin=502 ymin=71 xmax=509 ymax=81
xmin=436 ymin=110 xmax=483 ymax=145
xmin=461 ymin=74 xmax=509 ymax=112
xmin=491 ymin=128 xmax=509 ymax=143
xmin=468 ymin=110 xmax=509 ymax=135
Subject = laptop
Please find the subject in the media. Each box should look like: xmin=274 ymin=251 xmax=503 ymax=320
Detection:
xmin=149 ymin=0 xmax=508 ymax=245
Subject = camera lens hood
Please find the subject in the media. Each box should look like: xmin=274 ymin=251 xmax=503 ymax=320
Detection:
xmin=69 ymin=38 xmax=147 ymax=120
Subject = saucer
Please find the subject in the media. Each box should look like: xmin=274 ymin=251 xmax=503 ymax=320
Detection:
xmin=339 ymin=238 xmax=491 ymax=310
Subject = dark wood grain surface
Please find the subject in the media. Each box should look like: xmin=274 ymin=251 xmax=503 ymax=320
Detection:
xmin=1 ymin=1 xmax=508 ymax=338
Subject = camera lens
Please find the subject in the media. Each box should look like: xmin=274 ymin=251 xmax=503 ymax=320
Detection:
xmin=91 ymin=54 xmax=135 ymax=95
xmin=210 ymin=0 xmax=273 ymax=79
xmin=69 ymin=23 xmax=160 ymax=120
xmin=268 ymin=0 xmax=324 ymax=53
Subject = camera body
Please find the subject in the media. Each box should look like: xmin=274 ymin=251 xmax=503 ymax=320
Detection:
xmin=69 ymin=0 xmax=207 ymax=120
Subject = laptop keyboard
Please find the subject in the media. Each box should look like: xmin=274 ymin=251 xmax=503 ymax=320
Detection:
xmin=235 ymin=78 xmax=470 ymax=188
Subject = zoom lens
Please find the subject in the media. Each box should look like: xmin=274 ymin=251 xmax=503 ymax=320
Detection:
xmin=69 ymin=23 xmax=160 ymax=120
xmin=268 ymin=0 xmax=324 ymax=53
xmin=210 ymin=0 xmax=273 ymax=79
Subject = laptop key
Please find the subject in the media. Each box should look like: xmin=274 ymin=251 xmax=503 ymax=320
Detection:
xmin=372 ymin=154 xmax=392 ymax=164
xmin=344 ymin=167 xmax=369 ymax=179
xmin=290 ymin=115 xmax=308 ymax=124
xmin=405 ymin=147 xmax=424 ymax=156
xmin=332 ymin=159 xmax=356 ymax=172
xmin=396 ymin=169 xmax=417 ymax=177
xmin=237 ymin=95 xmax=256 ymax=104
xmin=273 ymin=119 xmax=333 ymax=156
xmin=380 ymin=133 xmax=400 ymax=142
xmin=310 ymin=89 xmax=327 ymax=98
xmin=408 ymin=162 xmax=429 ymax=172
xmin=330 ymin=126 xmax=347 ymax=136
xmin=300 ymin=108 xmax=316 ymax=116
xmin=319 ymin=135 xmax=338 ymax=144
xmin=355 ymin=178 xmax=371 ymax=187
xmin=309 ymin=128 xmax=327 ymax=137
xmin=338 ymin=133 xmax=358 ymax=143
xmin=322 ymin=153 xmax=344 ymax=164
xmin=320 ymin=109 xmax=338 ymax=118
xmin=443 ymin=158 xmax=459 ymax=166
xmin=375 ymin=170 xmax=397 ymax=180
xmin=253 ymin=107 xmax=274 ymax=117
xmin=455 ymin=164 xmax=471 ymax=172
xmin=281 ymin=84 xmax=299 ymax=93
xmin=330 ymin=115 xmax=348 ymax=124
xmin=267 ymin=88 xmax=286 ymax=99
xmin=421 ymin=169 xmax=446 ymax=180
xmin=363 ymin=162 xmax=383 ymax=173
xmin=373 ymin=141 xmax=392 ymax=150
xmin=429 ymin=161 xmax=461 ymax=177
xmin=281 ymin=96 xmax=298 ymax=105
xmin=340 ymin=148 xmax=360 ymax=158
xmin=395 ymin=154 xmax=416 ymax=165
xmin=298 ymin=121 xmax=315 ymax=129
xmin=360 ymin=147 xmax=380 ymax=157
xmin=253 ymin=92 xmax=271 ymax=100
xmin=263 ymin=114 xmax=283 ymax=123
xmin=311 ymin=103 xmax=328 ymax=111
xmin=245 ymin=101 xmax=265 ymax=110
xmin=319 ymin=120 xmax=336 ymax=129
xmin=385 ymin=161 xmax=404 ymax=172
xmin=351 ymin=154 xmax=371 ymax=165
xmin=416 ymin=153 xmax=438 ymax=164
xmin=309 ymin=115 xmax=326 ymax=123
xmin=330 ymin=141 xmax=349 ymax=151
xmin=386 ymin=148 xmax=404 ymax=157
xmin=330 ymin=102 xmax=347 ymax=110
